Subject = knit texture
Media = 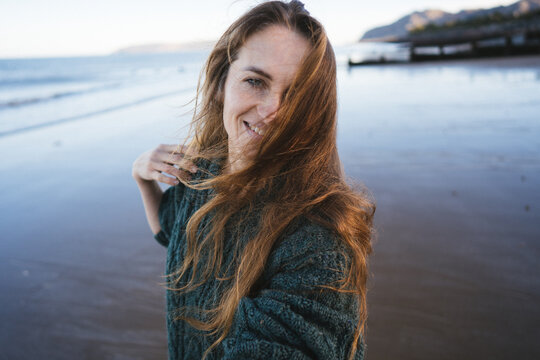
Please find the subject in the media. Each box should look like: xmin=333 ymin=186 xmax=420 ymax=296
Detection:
xmin=153 ymin=159 xmax=366 ymax=360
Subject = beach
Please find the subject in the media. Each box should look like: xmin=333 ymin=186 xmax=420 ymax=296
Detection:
xmin=1 ymin=54 xmax=539 ymax=359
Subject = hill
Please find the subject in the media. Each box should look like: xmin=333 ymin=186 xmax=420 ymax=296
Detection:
xmin=113 ymin=41 xmax=215 ymax=55
xmin=361 ymin=0 xmax=540 ymax=41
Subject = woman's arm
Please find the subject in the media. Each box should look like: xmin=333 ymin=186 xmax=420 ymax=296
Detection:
xmin=133 ymin=177 xmax=165 ymax=235
xmin=132 ymin=144 xmax=198 ymax=235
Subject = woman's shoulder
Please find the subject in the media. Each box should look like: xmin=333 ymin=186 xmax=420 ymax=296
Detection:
xmin=279 ymin=215 xmax=347 ymax=254
xmin=173 ymin=156 xmax=222 ymax=201
xmin=265 ymin=216 xmax=351 ymax=278
xmin=158 ymin=157 xmax=221 ymax=219
xmin=193 ymin=156 xmax=223 ymax=179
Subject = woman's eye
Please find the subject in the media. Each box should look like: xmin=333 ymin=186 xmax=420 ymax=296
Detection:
xmin=246 ymin=78 xmax=263 ymax=88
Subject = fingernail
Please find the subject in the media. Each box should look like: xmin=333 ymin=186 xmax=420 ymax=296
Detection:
xmin=191 ymin=167 xmax=198 ymax=173
xmin=173 ymin=179 xmax=179 ymax=185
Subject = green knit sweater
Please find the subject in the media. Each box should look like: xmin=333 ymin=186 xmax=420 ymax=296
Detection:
xmin=153 ymin=159 xmax=365 ymax=360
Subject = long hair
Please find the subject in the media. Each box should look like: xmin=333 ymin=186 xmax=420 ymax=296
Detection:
xmin=168 ymin=1 xmax=375 ymax=359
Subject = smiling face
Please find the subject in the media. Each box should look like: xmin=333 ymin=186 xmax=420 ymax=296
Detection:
xmin=222 ymin=25 xmax=310 ymax=173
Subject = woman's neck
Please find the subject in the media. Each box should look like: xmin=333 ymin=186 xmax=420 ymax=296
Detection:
xmin=224 ymin=144 xmax=252 ymax=174
xmin=224 ymin=155 xmax=247 ymax=175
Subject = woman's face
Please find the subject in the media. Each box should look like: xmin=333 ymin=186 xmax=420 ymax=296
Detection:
xmin=222 ymin=25 xmax=310 ymax=168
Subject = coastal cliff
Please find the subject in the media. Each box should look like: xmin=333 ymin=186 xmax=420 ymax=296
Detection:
xmin=361 ymin=0 xmax=540 ymax=41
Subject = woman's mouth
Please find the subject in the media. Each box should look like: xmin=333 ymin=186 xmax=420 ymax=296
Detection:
xmin=243 ymin=121 xmax=264 ymax=137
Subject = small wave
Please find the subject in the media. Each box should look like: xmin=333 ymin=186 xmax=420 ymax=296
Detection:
xmin=0 ymin=83 xmax=122 ymax=110
xmin=0 ymin=86 xmax=196 ymax=138
xmin=0 ymin=76 xmax=80 ymax=87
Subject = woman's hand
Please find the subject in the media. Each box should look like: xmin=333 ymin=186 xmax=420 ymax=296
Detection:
xmin=132 ymin=144 xmax=198 ymax=186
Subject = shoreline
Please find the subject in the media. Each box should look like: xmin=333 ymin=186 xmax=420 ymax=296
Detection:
xmin=347 ymin=53 xmax=540 ymax=68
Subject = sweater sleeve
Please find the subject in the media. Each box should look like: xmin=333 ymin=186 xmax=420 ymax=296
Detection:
xmin=153 ymin=183 xmax=184 ymax=247
xmin=221 ymin=230 xmax=365 ymax=360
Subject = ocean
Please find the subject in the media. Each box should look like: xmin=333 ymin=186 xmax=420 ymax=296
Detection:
xmin=0 ymin=51 xmax=209 ymax=136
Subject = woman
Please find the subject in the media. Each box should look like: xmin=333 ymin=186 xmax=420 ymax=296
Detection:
xmin=132 ymin=1 xmax=375 ymax=359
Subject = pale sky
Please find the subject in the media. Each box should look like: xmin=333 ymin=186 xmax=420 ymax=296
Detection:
xmin=0 ymin=0 xmax=518 ymax=58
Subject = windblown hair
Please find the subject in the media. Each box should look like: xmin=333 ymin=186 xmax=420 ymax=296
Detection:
xmin=168 ymin=1 xmax=375 ymax=359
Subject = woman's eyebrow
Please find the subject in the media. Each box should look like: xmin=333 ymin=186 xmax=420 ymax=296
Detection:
xmin=242 ymin=66 xmax=273 ymax=81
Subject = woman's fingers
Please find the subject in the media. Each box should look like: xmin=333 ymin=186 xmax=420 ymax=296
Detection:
xmin=161 ymin=143 xmax=196 ymax=158
xmin=153 ymin=171 xmax=180 ymax=186
xmin=156 ymin=144 xmax=198 ymax=173
xmin=132 ymin=143 xmax=199 ymax=186
xmin=154 ymin=162 xmax=190 ymax=181
xmin=165 ymin=155 xmax=198 ymax=173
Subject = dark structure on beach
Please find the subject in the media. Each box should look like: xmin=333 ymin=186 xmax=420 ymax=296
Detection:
xmin=405 ymin=10 xmax=540 ymax=61
xmin=350 ymin=0 xmax=540 ymax=65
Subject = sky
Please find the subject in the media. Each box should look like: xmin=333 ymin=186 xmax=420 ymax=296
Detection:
xmin=0 ymin=0 xmax=519 ymax=58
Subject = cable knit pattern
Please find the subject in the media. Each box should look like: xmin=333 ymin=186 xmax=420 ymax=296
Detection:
xmin=153 ymin=159 xmax=365 ymax=360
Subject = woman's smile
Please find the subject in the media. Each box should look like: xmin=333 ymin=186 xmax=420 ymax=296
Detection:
xmin=243 ymin=120 xmax=265 ymax=138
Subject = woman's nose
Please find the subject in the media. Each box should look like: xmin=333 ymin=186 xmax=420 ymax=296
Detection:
xmin=257 ymin=93 xmax=280 ymax=123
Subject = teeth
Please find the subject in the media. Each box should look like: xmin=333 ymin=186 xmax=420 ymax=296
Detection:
xmin=248 ymin=123 xmax=264 ymax=136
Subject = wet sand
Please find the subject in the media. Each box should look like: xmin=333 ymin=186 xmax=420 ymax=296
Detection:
xmin=1 ymin=55 xmax=539 ymax=359
xmin=0 ymin=95 xmax=188 ymax=359
xmin=340 ymin=55 xmax=540 ymax=359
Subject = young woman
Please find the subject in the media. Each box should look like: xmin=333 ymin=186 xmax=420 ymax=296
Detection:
xmin=132 ymin=1 xmax=375 ymax=359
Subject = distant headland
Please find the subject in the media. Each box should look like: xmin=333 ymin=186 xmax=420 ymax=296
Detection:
xmin=113 ymin=40 xmax=216 ymax=55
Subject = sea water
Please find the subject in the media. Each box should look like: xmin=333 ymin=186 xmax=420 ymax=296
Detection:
xmin=0 ymin=51 xmax=209 ymax=136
